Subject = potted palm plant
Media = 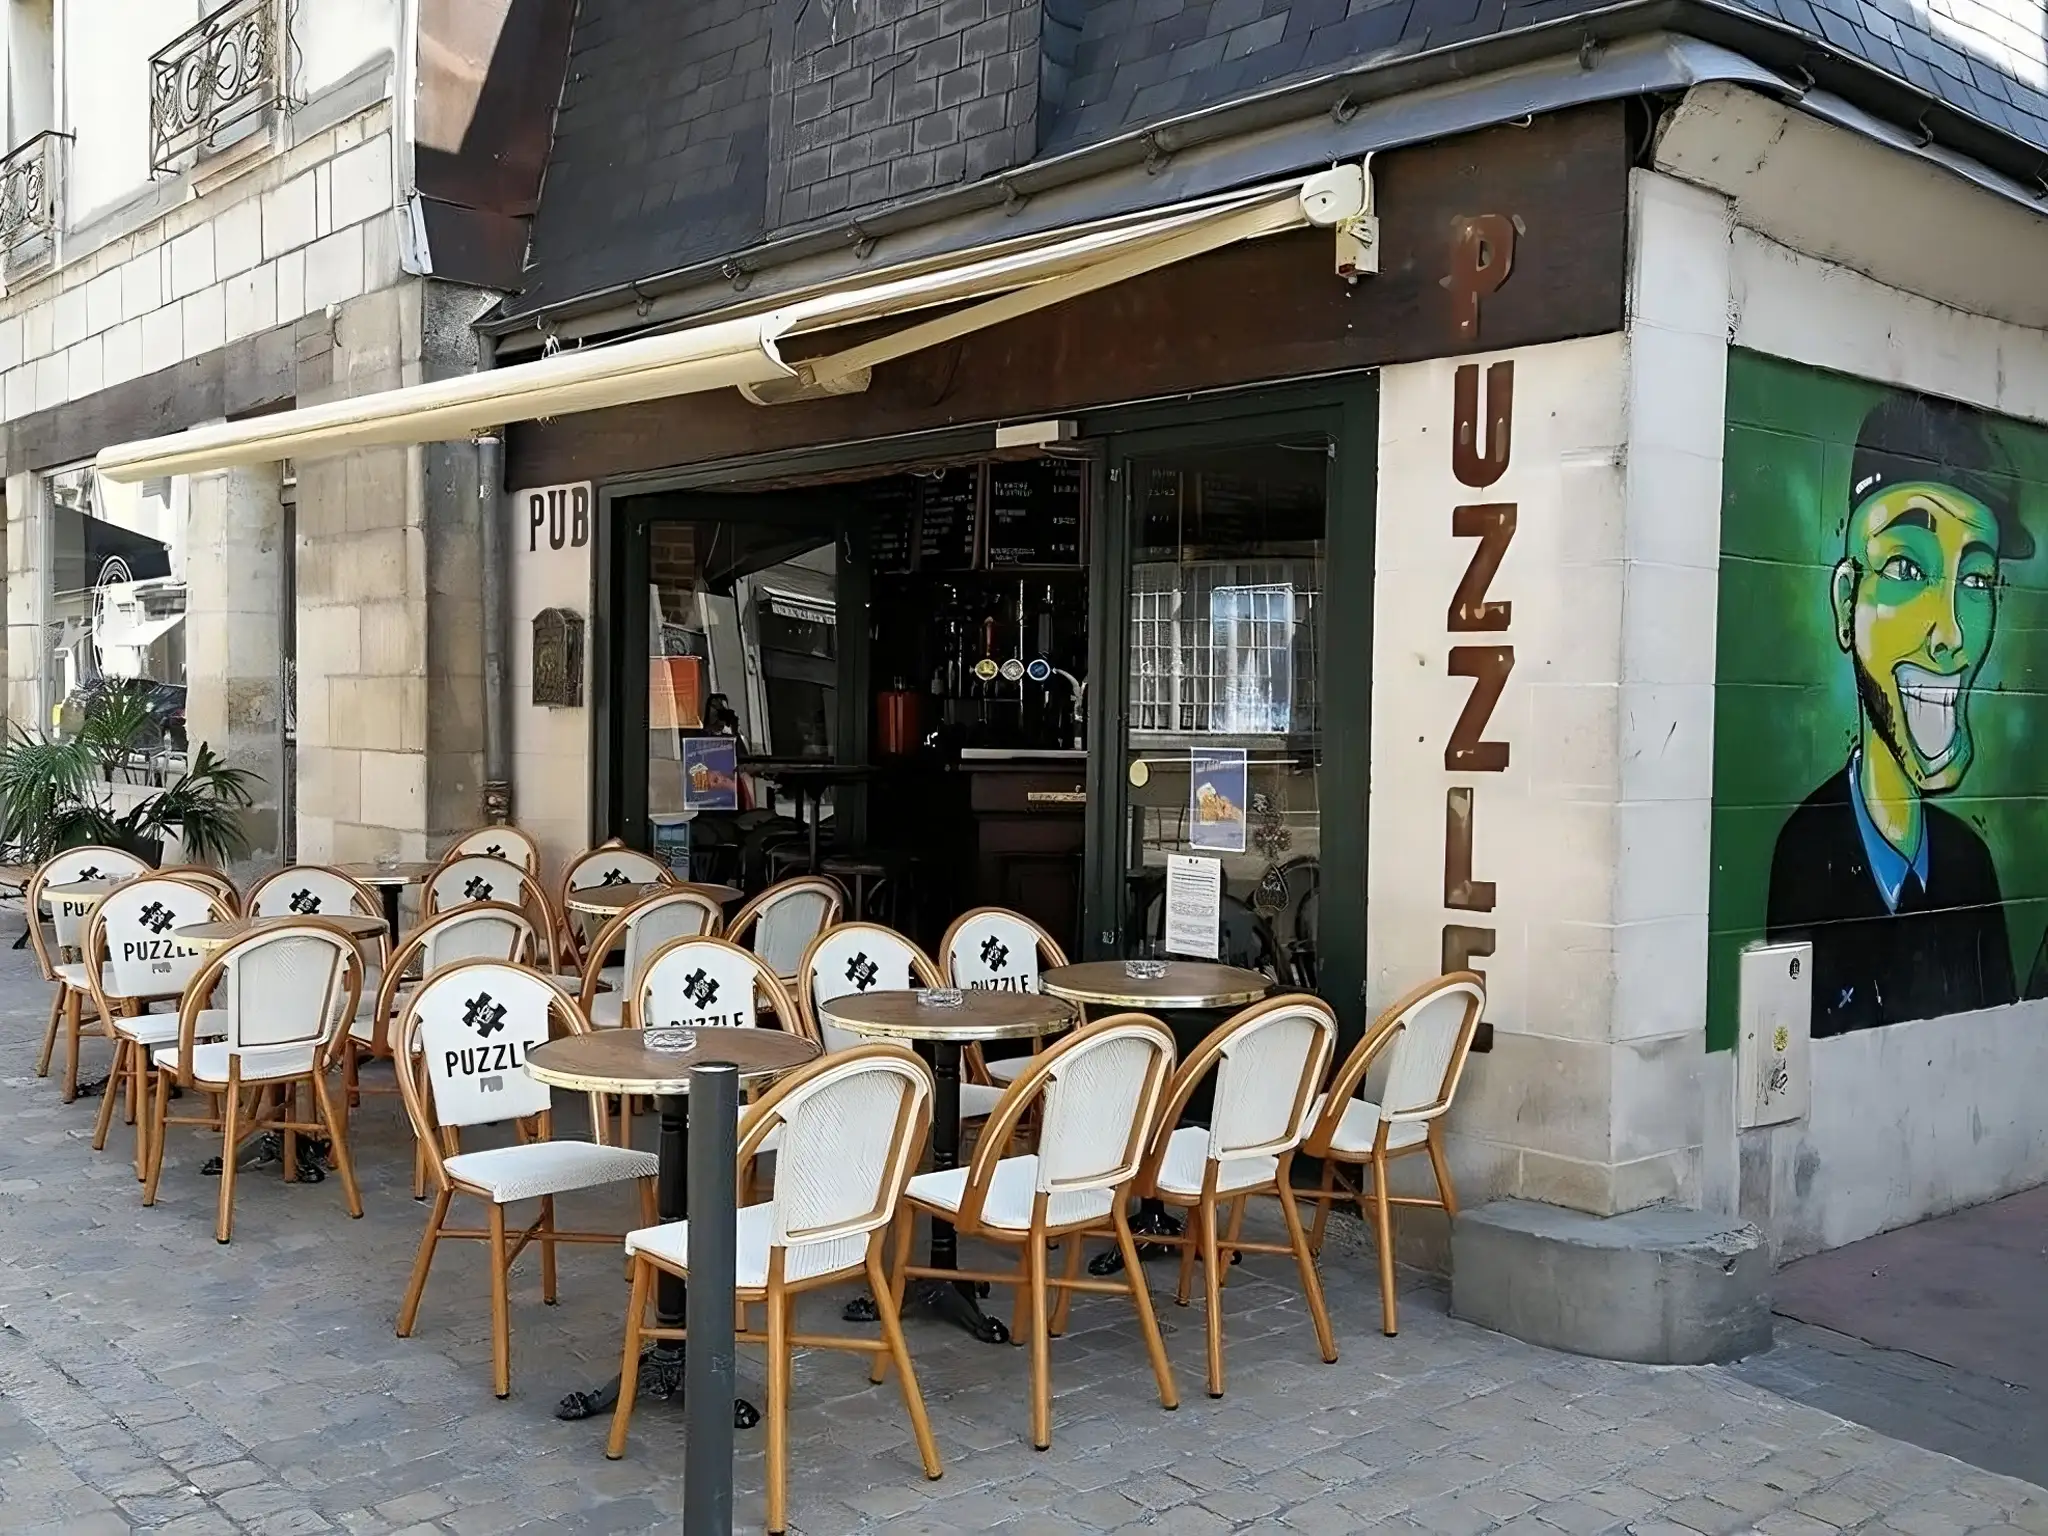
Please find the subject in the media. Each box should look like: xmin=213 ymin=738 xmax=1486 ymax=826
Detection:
xmin=0 ymin=680 xmax=257 ymax=866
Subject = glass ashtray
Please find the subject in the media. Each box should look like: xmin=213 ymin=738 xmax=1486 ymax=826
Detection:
xmin=917 ymin=987 xmax=965 ymax=1009
xmin=1124 ymin=958 xmax=1169 ymax=980
xmin=642 ymin=1027 xmax=698 ymax=1054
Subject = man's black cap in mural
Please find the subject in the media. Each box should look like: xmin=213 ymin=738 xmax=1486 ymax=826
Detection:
xmin=1850 ymin=393 xmax=2032 ymax=560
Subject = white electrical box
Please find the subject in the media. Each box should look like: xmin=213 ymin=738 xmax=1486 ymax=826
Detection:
xmin=1737 ymin=940 xmax=1811 ymax=1128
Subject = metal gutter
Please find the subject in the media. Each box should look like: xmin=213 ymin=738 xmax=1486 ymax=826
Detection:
xmin=485 ymin=0 xmax=2048 ymax=353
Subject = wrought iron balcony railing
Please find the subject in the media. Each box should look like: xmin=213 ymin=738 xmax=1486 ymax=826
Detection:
xmin=0 ymin=130 xmax=63 ymax=276
xmin=149 ymin=0 xmax=289 ymax=174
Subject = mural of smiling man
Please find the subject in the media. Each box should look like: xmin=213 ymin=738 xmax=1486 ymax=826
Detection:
xmin=1764 ymin=393 xmax=2028 ymax=1036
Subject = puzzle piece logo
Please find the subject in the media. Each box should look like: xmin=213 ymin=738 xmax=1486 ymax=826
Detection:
xmin=681 ymin=968 xmax=720 ymax=1009
xmin=288 ymin=888 xmax=322 ymax=914
xmin=599 ymin=868 xmax=631 ymax=887
xmin=979 ymin=935 xmax=1010 ymax=973
xmin=845 ymin=952 xmax=879 ymax=991
xmin=140 ymin=900 xmax=175 ymax=934
xmin=462 ymin=992 xmax=508 ymax=1038
xmin=463 ymin=875 xmax=495 ymax=902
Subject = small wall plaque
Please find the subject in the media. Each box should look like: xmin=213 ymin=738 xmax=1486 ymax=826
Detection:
xmin=532 ymin=607 xmax=585 ymax=708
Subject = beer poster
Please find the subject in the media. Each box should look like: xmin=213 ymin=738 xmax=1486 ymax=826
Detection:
xmin=682 ymin=735 xmax=739 ymax=811
xmin=1189 ymin=748 xmax=1249 ymax=853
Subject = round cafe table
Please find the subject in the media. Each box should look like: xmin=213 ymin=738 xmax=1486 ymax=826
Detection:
xmin=173 ymin=912 xmax=388 ymax=951
xmin=562 ymin=881 xmax=746 ymax=920
xmin=824 ymin=987 xmax=1075 ymax=1343
xmin=1043 ymin=959 xmax=1273 ymax=1274
xmin=527 ymin=1026 xmax=819 ymax=1426
xmin=333 ymin=862 xmax=438 ymax=941
xmin=41 ymin=878 xmax=125 ymax=913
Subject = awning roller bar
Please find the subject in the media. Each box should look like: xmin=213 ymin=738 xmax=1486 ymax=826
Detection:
xmin=94 ymin=174 xmax=1331 ymax=484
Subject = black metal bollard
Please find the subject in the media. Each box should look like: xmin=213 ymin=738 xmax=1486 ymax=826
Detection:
xmin=683 ymin=1061 xmax=740 ymax=1535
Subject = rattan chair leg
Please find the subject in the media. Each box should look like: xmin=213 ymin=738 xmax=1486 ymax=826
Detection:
xmin=1220 ymin=1199 xmax=1248 ymax=1285
xmin=1049 ymin=1234 xmax=1083 ymax=1337
xmin=1427 ymin=1127 xmax=1459 ymax=1218
xmin=766 ymin=1285 xmax=791 ymax=1535
xmin=1026 ymin=1233 xmax=1052 ymax=1451
xmin=91 ymin=1038 xmax=124 ymax=1151
xmin=1370 ymin=1152 xmax=1399 ymax=1336
xmin=1113 ymin=1203 xmax=1178 ymax=1411
xmin=130 ymin=1041 xmax=152 ymax=1180
xmin=310 ymin=1071 xmax=364 ymax=1219
xmin=866 ymin=1249 xmax=941 ymax=1480
xmin=488 ymin=1202 xmax=513 ymax=1398
xmin=1175 ymin=1216 xmax=1198 ymax=1307
xmin=1277 ymin=1161 xmax=1338 ymax=1362
xmin=605 ymin=1260 xmax=653 ymax=1459
xmin=1310 ymin=1160 xmax=1338 ymax=1253
xmin=215 ymin=1069 xmax=244 ymax=1245
xmin=142 ymin=1067 xmax=172 ymax=1206
xmin=61 ymin=988 xmax=82 ymax=1103
xmin=870 ymin=1208 xmax=915 ymax=1386
xmin=397 ymin=1189 xmax=452 ymax=1336
xmin=539 ymin=1196 xmax=559 ymax=1304
xmin=35 ymin=989 xmax=61 ymax=1078
xmin=1199 ymin=1197 xmax=1225 ymax=1398
xmin=1008 ymin=1246 xmax=1032 ymax=1345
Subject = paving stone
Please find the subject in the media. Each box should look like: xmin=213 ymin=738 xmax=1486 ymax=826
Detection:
xmin=0 ymin=937 xmax=2042 ymax=1536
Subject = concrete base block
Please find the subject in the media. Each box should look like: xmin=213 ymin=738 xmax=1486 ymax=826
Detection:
xmin=1450 ymin=1198 xmax=1771 ymax=1365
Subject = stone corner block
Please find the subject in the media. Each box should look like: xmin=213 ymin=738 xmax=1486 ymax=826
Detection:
xmin=1449 ymin=1197 xmax=1771 ymax=1365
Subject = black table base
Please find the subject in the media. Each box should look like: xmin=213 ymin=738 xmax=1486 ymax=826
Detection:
xmin=1088 ymin=1200 xmax=1184 ymax=1275
xmin=556 ymin=1348 xmax=760 ymax=1428
xmin=557 ymin=1091 xmax=761 ymax=1429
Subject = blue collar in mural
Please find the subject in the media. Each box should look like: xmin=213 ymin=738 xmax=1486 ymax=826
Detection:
xmin=1847 ymin=751 xmax=1929 ymax=912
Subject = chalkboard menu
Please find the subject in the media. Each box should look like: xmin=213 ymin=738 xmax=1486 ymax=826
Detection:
xmin=987 ymin=457 xmax=1086 ymax=568
xmin=916 ymin=467 xmax=980 ymax=572
xmin=862 ymin=478 xmax=919 ymax=575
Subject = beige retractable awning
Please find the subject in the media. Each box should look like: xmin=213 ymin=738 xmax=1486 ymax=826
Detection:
xmin=94 ymin=176 xmax=1322 ymax=483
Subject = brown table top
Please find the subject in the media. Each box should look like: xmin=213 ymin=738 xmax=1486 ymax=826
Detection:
xmin=1041 ymin=960 xmax=1272 ymax=1010
xmin=525 ymin=1027 xmax=818 ymax=1096
xmin=334 ymin=861 xmax=439 ymax=887
xmin=0 ymin=864 xmax=36 ymax=889
xmin=823 ymin=988 xmax=1074 ymax=1043
xmin=175 ymin=913 xmax=388 ymax=951
xmin=683 ymin=882 xmax=745 ymax=905
xmin=41 ymin=879 xmax=124 ymax=909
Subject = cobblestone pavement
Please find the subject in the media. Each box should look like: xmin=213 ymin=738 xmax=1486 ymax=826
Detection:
xmin=2 ymin=944 xmax=2045 ymax=1534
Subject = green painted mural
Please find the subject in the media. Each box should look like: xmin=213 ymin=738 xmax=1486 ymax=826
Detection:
xmin=1708 ymin=352 xmax=2048 ymax=1051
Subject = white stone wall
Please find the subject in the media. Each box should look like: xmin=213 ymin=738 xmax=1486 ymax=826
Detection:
xmin=0 ymin=104 xmax=403 ymax=422
xmin=509 ymin=483 xmax=594 ymax=889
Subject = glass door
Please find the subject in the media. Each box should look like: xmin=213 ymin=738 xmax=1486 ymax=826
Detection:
xmin=1113 ymin=439 xmax=1329 ymax=988
xmin=1081 ymin=385 xmax=1373 ymax=1035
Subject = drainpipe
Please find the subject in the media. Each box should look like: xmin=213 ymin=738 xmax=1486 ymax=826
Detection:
xmin=475 ymin=431 xmax=512 ymax=825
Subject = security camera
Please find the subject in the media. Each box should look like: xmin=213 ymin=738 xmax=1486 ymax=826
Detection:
xmin=1299 ymin=164 xmax=1366 ymax=227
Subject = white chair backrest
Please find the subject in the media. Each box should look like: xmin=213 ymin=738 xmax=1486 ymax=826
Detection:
xmin=421 ymin=904 xmax=535 ymax=973
xmin=247 ymin=867 xmax=377 ymax=920
xmin=618 ymin=891 xmax=723 ymax=993
xmin=444 ymin=826 xmax=540 ymax=873
xmin=427 ymin=855 xmax=527 ymax=913
xmin=806 ymin=924 xmax=930 ymax=1053
xmin=217 ymin=925 xmax=355 ymax=1073
xmin=741 ymin=880 xmax=840 ymax=977
xmin=41 ymin=846 xmax=148 ymax=950
xmin=1381 ymin=977 xmax=1485 ymax=1121
xmin=92 ymin=877 xmax=224 ymax=1000
xmin=1035 ymin=1019 xmax=1175 ymax=1205
xmin=403 ymin=962 xmax=561 ymax=1128
xmin=639 ymin=938 xmax=776 ymax=1030
xmin=1206 ymin=1002 xmax=1335 ymax=1163
xmin=565 ymin=845 xmax=671 ymax=894
xmin=945 ymin=909 xmax=1054 ymax=993
xmin=754 ymin=1050 xmax=931 ymax=1283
